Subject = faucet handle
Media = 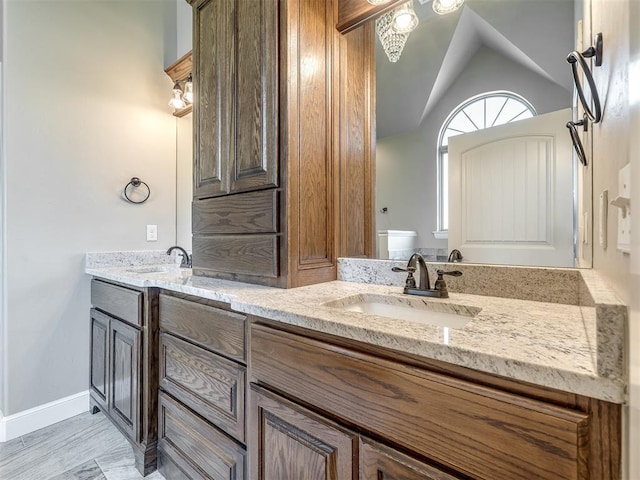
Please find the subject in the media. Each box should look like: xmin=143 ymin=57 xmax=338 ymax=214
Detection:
xmin=392 ymin=266 xmax=417 ymax=289
xmin=433 ymin=270 xmax=462 ymax=298
xmin=436 ymin=269 xmax=462 ymax=277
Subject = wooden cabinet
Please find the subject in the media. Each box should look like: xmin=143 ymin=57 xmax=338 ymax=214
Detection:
xmin=359 ymin=438 xmax=462 ymax=480
xmin=109 ymin=318 xmax=141 ymax=442
xmin=89 ymin=279 xmax=158 ymax=476
xmin=249 ymin=320 xmax=621 ymax=480
xmin=189 ymin=0 xmax=375 ymax=287
xmin=249 ymin=385 xmax=356 ymax=480
xmin=157 ymin=292 xmax=248 ymax=480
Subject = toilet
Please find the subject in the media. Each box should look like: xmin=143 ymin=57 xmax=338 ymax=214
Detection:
xmin=377 ymin=230 xmax=417 ymax=260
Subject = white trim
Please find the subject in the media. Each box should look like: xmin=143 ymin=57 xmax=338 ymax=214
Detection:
xmin=432 ymin=230 xmax=448 ymax=240
xmin=0 ymin=390 xmax=90 ymax=442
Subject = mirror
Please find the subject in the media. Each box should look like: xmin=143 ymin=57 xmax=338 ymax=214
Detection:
xmin=372 ymin=0 xmax=591 ymax=267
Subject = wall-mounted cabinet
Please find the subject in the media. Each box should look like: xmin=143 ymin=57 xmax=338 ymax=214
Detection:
xmin=188 ymin=0 xmax=374 ymax=288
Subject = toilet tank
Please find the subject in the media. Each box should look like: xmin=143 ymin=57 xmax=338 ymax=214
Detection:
xmin=377 ymin=230 xmax=417 ymax=259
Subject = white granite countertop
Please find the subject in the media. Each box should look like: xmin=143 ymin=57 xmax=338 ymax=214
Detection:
xmin=85 ymin=262 xmax=627 ymax=404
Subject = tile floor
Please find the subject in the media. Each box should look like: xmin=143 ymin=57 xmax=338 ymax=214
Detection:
xmin=0 ymin=412 xmax=166 ymax=480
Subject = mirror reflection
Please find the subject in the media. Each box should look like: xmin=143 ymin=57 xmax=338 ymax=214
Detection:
xmin=374 ymin=0 xmax=589 ymax=267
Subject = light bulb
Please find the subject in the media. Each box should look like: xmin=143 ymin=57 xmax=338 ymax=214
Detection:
xmin=169 ymin=81 xmax=186 ymax=109
xmin=367 ymin=0 xmax=392 ymax=4
xmin=391 ymin=1 xmax=419 ymax=34
xmin=183 ymin=74 xmax=193 ymax=104
xmin=432 ymin=0 xmax=464 ymax=15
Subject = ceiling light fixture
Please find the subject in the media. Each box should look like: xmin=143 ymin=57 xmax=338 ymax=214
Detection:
xmin=376 ymin=1 xmax=420 ymax=63
xmin=391 ymin=0 xmax=419 ymax=34
xmin=432 ymin=0 xmax=464 ymax=15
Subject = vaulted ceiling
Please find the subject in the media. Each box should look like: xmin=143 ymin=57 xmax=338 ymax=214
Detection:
xmin=376 ymin=0 xmax=576 ymax=138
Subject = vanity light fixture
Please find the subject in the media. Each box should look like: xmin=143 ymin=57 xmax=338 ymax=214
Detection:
xmin=183 ymin=74 xmax=194 ymax=104
xmin=392 ymin=0 xmax=419 ymax=33
xmin=432 ymin=0 xmax=464 ymax=15
xmin=168 ymin=81 xmax=186 ymax=109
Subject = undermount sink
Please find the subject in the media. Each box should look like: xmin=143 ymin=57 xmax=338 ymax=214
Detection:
xmin=323 ymin=293 xmax=480 ymax=329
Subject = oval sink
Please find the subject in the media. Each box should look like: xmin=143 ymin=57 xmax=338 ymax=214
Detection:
xmin=323 ymin=293 xmax=480 ymax=329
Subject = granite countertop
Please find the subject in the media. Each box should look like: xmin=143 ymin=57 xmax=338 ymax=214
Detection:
xmin=85 ymin=260 xmax=627 ymax=404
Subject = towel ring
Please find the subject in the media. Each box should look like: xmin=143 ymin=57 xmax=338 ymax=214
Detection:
xmin=123 ymin=177 xmax=151 ymax=204
xmin=566 ymin=33 xmax=603 ymax=124
xmin=566 ymin=114 xmax=589 ymax=167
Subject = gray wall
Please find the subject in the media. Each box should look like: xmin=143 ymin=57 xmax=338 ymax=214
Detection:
xmin=376 ymin=46 xmax=571 ymax=251
xmin=2 ymin=0 xmax=177 ymax=415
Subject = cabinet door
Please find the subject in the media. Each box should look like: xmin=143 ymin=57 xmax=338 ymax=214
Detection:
xmin=192 ymin=0 xmax=234 ymax=199
xmin=249 ymin=385 xmax=355 ymax=480
xmin=359 ymin=438 xmax=461 ymax=480
xmin=230 ymin=0 xmax=278 ymax=193
xmin=89 ymin=309 xmax=109 ymax=411
xmin=109 ymin=318 xmax=141 ymax=442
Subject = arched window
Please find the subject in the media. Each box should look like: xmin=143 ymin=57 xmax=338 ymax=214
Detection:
xmin=436 ymin=91 xmax=536 ymax=235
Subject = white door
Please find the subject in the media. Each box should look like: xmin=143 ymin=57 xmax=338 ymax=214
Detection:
xmin=448 ymin=109 xmax=574 ymax=267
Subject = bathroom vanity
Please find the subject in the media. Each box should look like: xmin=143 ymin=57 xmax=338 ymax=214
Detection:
xmin=85 ymin=257 xmax=625 ymax=479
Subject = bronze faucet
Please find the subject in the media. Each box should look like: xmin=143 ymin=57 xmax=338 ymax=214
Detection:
xmin=167 ymin=246 xmax=192 ymax=268
xmin=392 ymin=253 xmax=462 ymax=298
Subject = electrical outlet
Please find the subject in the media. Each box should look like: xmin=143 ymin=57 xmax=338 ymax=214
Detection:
xmin=146 ymin=224 xmax=158 ymax=241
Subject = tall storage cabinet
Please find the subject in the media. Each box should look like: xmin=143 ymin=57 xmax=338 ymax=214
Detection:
xmin=189 ymin=0 xmax=375 ymax=288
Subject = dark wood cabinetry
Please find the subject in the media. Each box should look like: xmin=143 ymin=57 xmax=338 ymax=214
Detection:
xmin=249 ymin=320 xmax=621 ymax=480
xmin=89 ymin=279 xmax=159 ymax=476
xmin=249 ymin=385 xmax=356 ymax=480
xmin=157 ymin=292 xmax=247 ymax=480
xmin=189 ymin=0 xmax=375 ymax=287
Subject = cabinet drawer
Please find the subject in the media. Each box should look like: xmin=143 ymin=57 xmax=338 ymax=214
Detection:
xmin=158 ymin=391 xmax=246 ymax=480
xmin=250 ymin=325 xmax=590 ymax=480
xmin=91 ymin=279 xmax=142 ymax=327
xmin=160 ymin=333 xmax=246 ymax=442
xmin=193 ymin=234 xmax=278 ymax=278
xmin=159 ymin=294 xmax=246 ymax=362
xmin=193 ymin=189 xmax=277 ymax=234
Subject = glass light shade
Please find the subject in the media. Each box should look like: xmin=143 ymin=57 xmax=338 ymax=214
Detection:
xmin=432 ymin=0 xmax=464 ymax=15
xmin=376 ymin=9 xmax=410 ymax=62
xmin=169 ymin=82 xmax=186 ymax=109
xmin=367 ymin=0 xmax=392 ymax=4
xmin=391 ymin=1 xmax=419 ymax=34
xmin=183 ymin=75 xmax=193 ymax=104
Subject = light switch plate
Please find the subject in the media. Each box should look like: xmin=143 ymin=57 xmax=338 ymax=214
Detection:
xmin=616 ymin=164 xmax=631 ymax=253
xmin=599 ymin=190 xmax=607 ymax=249
xmin=146 ymin=224 xmax=158 ymax=241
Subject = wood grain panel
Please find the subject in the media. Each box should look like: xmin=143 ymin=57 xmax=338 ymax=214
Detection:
xmin=160 ymin=333 xmax=246 ymax=442
xmin=337 ymin=0 xmax=405 ymax=33
xmin=297 ymin=0 xmax=332 ymax=265
xmin=90 ymin=309 xmax=109 ymax=411
xmin=193 ymin=0 xmax=233 ymax=199
xmin=159 ymin=294 xmax=246 ymax=362
xmin=110 ymin=319 xmax=140 ymax=443
xmin=193 ymin=234 xmax=278 ymax=278
xmin=249 ymin=385 xmax=355 ymax=480
xmin=232 ymin=0 xmax=278 ymax=193
xmin=359 ymin=438 xmax=462 ymax=480
xmin=91 ymin=279 xmax=142 ymax=327
xmin=339 ymin=23 xmax=375 ymax=258
xmin=250 ymin=325 xmax=590 ymax=480
xmin=192 ymin=189 xmax=277 ymax=234
xmin=158 ymin=391 xmax=246 ymax=480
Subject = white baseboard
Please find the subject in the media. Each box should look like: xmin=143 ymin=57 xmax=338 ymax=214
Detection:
xmin=0 ymin=390 xmax=90 ymax=442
